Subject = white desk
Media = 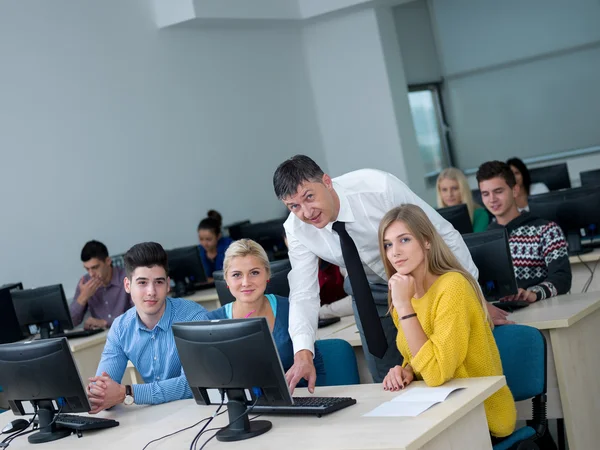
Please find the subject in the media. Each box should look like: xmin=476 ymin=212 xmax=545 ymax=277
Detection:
xmin=2 ymin=377 xmax=506 ymax=450
xmin=569 ymin=248 xmax=600 ymax=293
xmin=510 ymin=291 xmax=600 ymax=450
xmin=315 ymin=316 xmax=355 ymax=340
xmin=328 ymin=292 xmax=600 ymax=450
xmin=184 ymin=288 xmax=220 ymax=311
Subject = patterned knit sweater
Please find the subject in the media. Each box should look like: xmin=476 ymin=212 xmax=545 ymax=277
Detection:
xmin=488 ymin=212 xmax=572 ymax=300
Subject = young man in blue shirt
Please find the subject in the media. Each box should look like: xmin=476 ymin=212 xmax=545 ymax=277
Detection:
xmin=86 ymin=242 xmax=209 ymax=413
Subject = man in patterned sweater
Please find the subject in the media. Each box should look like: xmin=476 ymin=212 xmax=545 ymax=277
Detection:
xmin=476 ymin=161 xmax=572 ymax=302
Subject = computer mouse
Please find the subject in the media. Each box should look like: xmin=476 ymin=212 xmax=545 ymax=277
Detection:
xmin=1 ymin=418 xmax=29 ymax=434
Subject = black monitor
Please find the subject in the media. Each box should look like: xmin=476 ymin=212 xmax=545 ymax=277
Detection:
xmin=0 ymin=282 xmax=23 ymax=291
xmin=0 ymin=338 xmax=91 ymax=443
xmin=239 ymin=218 xmax=288 ymax=261
xmin=166 ymin=246 xmax=209 ymax=296
xmin=463 ymin=228 xmax=518 ymax=300
xmin=529 ymin=163 xmax=571 ymax=191
xmin=0 ymin=286 xmax=24 ymax=344
xmin=173 ymin=318 xmax=291 ymax=442
xmin=437 ymin=204 xmax=473 ymax=235
xmin=471 ymin=189 xmax=483 ymax=207
xmin=580 ymin=169 xmax=600 ymax=187
xmin=528 ymin=186 xmax=600 ymax=255
xmin=225 ymin=220 xmax=251 ymax=241
xmin=11 ymin=284 xmax=73 ymax=340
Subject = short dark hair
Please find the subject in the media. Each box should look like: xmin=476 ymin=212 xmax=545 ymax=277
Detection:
xmin=506 ymin=157 xmax=532 ymax=195
xmin=197 ymin=209 xmax=223 ymax=236
xmin=81 ymin=240 xmax=109 ymax=262
xmin=476 ymin=161 xmax=516 ymax=189
xmin=124 ymin=242 xmax=169 ymax=278
xmin=273 ymin=155 xmax=325 ymax=200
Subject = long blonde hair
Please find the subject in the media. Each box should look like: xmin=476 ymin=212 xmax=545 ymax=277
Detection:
xmin=436 ymin=168 xmax=479 ymax=221
xmin=378 ymin=204 xmax=492 ymax=327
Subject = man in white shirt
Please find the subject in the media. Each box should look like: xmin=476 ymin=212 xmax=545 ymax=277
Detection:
xmin=273 ymin=155 xmax=511 ymax=391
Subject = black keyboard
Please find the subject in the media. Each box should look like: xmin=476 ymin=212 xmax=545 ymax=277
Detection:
xmin=493 ymin=301 xmax=530 ymax=312
xmin=318 ymin=317 xmax=341 ymax=328
xmin=52 ymin=329 xmax=105 ymax=339
xmin=253 ymin=397 xmax=356 ymax=417
xmin=54 ymin=414 xmax=119 ymax=431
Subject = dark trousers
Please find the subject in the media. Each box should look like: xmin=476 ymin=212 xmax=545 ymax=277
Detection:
xmin=344 ymin=278 xmax=403 ymax=383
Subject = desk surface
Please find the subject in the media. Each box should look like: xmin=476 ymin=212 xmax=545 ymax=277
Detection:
xmin=316 ymin=315 xmax=355 ymax=340
xmin=183 ymin=287 xmax=219 ymax=304
xmin=569 ymin=247 xmax=600 ymax=265
xmin=510 ymin=291 xmax=600 ymax=330
xmin=2 ymin=377 xmax=504 ymax=450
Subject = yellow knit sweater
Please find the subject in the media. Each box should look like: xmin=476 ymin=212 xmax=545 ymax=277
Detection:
xmin=392 ymin=271 xmax=517 ymax=437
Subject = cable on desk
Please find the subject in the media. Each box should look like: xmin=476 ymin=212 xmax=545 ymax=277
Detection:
xmin=189 ymin=391 xmax=226 ymax=450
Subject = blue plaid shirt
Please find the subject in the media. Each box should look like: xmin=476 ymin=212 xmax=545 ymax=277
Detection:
xmin=96 ymin=297 xmax=209 ymax=405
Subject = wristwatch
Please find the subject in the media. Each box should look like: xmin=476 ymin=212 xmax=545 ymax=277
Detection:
xmin=124 ymin=385 xmax=134 ymax=406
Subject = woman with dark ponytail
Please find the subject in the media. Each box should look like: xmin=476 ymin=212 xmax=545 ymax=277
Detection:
xmin=197 ymin=210 xmax=233 ymax=280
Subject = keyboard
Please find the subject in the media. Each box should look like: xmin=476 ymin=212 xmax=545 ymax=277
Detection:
xmin=493 ymin=301 xmax=530 ymax=312
xmin=54 ymin=414 xmax=119 ymax=431
xmin=253 ymin=397 xmax=356 ymax=417
xmin=51 ymin=328 xmax=105 ymax=339
xmin=318 ymin=317 xmax=341 ymax=328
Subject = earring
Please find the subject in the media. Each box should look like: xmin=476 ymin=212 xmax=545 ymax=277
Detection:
xmin=267 ymin=279 xmax=270 ymax=283
xmin=226 ymin=285 xmax=229 ymax=289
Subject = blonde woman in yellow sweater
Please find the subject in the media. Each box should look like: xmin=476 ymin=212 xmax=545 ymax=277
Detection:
xmin=378 ymin=204 xmax=516 ymax=440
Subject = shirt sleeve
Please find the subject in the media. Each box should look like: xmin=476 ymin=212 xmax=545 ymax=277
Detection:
xmin=529 ymin=222 xmax=572 ymax=299
xmin=409 ymin=286 xmax=472 ymax=387
xmin=286 ymin=224 xmax=321 ymax=356
xmin=95 ymin=325 xmax=128 ymax=383
xmin=132 ymin=368 xmax=193 ymax=405
xmin=69 ymin=281 xmax=86 ymax=327
xmin=384 ymin=173 xmax=479 ymax=279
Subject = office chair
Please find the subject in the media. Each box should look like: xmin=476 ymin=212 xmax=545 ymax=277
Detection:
xmin=213 ymin=259 xmax=292 ymax=306
xmin=314 ymin=339 xmax=360 ymax=387
xmin=492 ymin=325 xmax=548 ymax=450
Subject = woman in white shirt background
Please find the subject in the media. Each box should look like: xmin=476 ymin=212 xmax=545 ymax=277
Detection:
xmin=506 ymin=157 xmax=550 ymax=212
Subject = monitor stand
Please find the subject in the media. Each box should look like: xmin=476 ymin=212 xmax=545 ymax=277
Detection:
xmin=567 ymin=231 xmax=593 ymax=257
xmin=28 ymin=400 xmax=71 ymax=444
xmin=216 ymin=389 xmax=271 ymax=442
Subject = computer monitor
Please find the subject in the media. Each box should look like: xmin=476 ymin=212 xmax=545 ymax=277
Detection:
xmin=173 ymin=318 xmax=291 ymax=442
xmin=0 ymin=338 xmax=91 ymax=443
xmin=463 ymin=228 xmax=518 ymax=300
xmin=0 ymin=286 xmax=24 ymax=344
xmin=0 ymin=282 xmax=23 ymax=291
xmin=580 ymin=169 xmax=600 ymax=187
xmin=471 ymin=188 xmax=483 ymax=207
xmin=437 ymin=204 xmax=473 ymax=235
xmin=225 ymin=220 xmax=251 ymax=241
xmin=11 ymin=284 xmax=74 ymax=340
xmin=166 ymin=246 xmax=209 ymax=296
xmin=528 ymin=186 xmax=600 ymax=255
xmin=529 ymin=163 xmax=571 ymax=191
xmin=239 ymin=217 xmax=288 ymax=261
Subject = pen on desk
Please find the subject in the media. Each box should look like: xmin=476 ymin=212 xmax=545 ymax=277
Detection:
xmin=244 ymin=310 xmax=256 ymax=318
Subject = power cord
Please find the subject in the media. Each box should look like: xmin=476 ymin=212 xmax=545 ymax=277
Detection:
xmin=189 ymin=391 xmax=226 ymax=450
xmin=582 ymin=257 xmax=600 ymax=293
xmin=0 ymin=407 xmax=39 ymax=449
xmin=195 ymin=397 xmax=260 ymax=450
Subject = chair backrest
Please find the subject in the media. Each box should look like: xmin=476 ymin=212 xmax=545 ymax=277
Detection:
xmin=493 ymin=324 xmax=546 ymax=402
xmin=213 ymin=259 xmax=292 ymax=306
xmin=315 ymin=339 xmax=360 ymax=386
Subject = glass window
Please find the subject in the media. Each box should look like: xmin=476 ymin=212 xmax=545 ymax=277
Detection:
xmin=408 ymin=85 xmax=451 ymax=176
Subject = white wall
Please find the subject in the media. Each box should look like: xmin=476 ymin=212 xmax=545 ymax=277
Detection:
xmin=0 ymin=0 xmax=323 ymax=296
xmin=428 ymin=0 xmax=600 ymax=171
xmin=302 ymin=7 xmax=425 ymax=199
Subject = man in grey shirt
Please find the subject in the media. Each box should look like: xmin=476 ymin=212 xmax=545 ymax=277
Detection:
xmin=70 ymin=240 xmax=133 ymax=329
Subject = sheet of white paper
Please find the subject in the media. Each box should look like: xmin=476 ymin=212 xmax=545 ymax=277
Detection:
xmin=364 ymin=401 xmax=438 ymax=417
xmin=391 ymin=386 xmax=464 ymax=403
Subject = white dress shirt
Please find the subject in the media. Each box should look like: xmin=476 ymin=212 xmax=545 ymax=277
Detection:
xmin=284 ymin=169 xmax=478 ymax=355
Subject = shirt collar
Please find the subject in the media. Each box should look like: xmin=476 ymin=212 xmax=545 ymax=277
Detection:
xmin=136 ymin=297 xmax=173 ymax=331
xmin=325 ymin=181 xmax=355 ymax=232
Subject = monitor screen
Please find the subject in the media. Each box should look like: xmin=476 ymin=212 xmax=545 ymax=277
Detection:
xmin=0 ymin=287 xmax=24 ymax=344
xmin=580 ymin=169 xmax=600 ymax=188
xmin=529 ymin=163 xmax=571 ymax=191
xmin=0 ymin=338 xmax=91 ymax=443
xmin=528 ymin=186 xmax=600 ymax=255
xmin=11 ymin=284 xmax=73 ymax=339
xmin=166 ymin=246 xmax=209 ymax=295
xmin=437 ymin=204 xmax=473 ymax=235
xmin=463 ymin=228 xmax=518 ymax=300
xmin=173 ymin=318 xmax=291 ymax=442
